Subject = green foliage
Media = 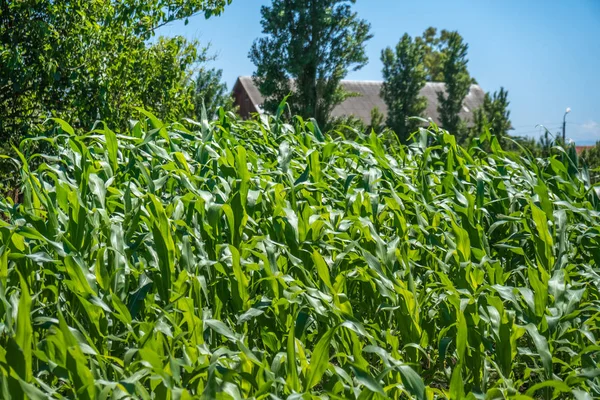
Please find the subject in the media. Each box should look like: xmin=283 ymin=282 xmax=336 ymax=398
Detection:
xmin=420 ymin=27 xmax=449 ymax=82
xmin=0 ymin=0 xmax=232 ymax=191
xmin=194 ymin=68 xmax=235 ymax=120
xmin=471 ymin=88 xmax=512 ymax=145
xmin=419 ymin=27 xmax=476 ymax=85
xmin=539 ymin=131 xmax=555 ymax=158
xmin=381 ymin=27 xmax=486 ymax=145
xmin=1 ymin=109 xmax=599 ymax=398
xmin=580 ymin=141 xmax=600 ymax=183
xmin=369 ymin=106 xmax=386 ymax=134
xmin=328 ymin=113 xmax=367 ymax=133
xmin=436 ymin=31 xmax=472 ymax=141
xmin=0 ymin=0 xmax=230 ymax=137
xmin=381 ymin=33 xmax=428 ymax=142
xmin=508 ymin=129 xmax=559 ymax=160
xmin=513 ymin=134 xmax=544 ymax=158
xmin=249 ymin=0 xmax=372 ymax=127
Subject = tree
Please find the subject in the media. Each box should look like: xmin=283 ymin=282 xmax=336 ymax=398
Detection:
xmin=194 ymin=68 xmax=234 ymax=119
xmin=1 ymin=0 xmax=231 ymax=189
xmin=419 ymin=27 xmax=477 ymax=84
xmin=381 ymin=33 xmax=427 ymax=142
xmin=436 ymin=31 xmax=472 ymax=140
xmin=471 ymin=88 xmax=512 ymax=144
xmin=369 ymin=107 xmax=386 ymax=134
xmin=249 ymin=0 xmax=372 ymax=127
xmin=418 ymin=28 xmax=475 ymax=141
xmin=419 ymin=27 xmax=448 ymax=82
xmin=0 ymin=0 xmax=231 ymax=139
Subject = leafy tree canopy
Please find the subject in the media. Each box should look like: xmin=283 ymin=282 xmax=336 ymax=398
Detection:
xmin=419 ymin=26 xmax=449 ymax=82
xmin=419 ymin=27 xmax=476 ymax=85
xmin=381 ymin=33 xmax=427 ymax=142
xmin=0 ymin=0 xmax=231 ymax=136
xmin=435 ymin=31 xmax=472 ymax=140
xmin=0 ymin=0 xmax=232 ymax=188
xmin=471 ymin=87 xmax=512 ymax=145
xmin=249 ymin=0 xmax=372 ymax=127
xmin=194 ymin=67 xmax=235 ymax=120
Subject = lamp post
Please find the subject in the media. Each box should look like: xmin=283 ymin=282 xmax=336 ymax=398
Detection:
xmin=562 ymin=107 xmax=571 ymax=144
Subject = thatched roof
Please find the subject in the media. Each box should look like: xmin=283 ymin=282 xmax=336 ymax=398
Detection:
xmin=235 ymin=76 xmax=486 ymax=126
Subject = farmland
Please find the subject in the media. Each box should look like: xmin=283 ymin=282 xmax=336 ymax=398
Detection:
xmin=0 ymin=110 xmax=599 ymax=399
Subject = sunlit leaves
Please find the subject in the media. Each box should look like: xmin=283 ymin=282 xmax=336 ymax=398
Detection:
xmin=0 ymin=111 xmax=598 ymax=398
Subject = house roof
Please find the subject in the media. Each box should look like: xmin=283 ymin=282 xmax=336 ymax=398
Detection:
xmin=235 ymin=76 xmax=486 ymax=126
xmin=576 ymin=146 xmax=595 ymax=155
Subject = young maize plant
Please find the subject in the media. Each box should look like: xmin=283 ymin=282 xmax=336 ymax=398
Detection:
xmin=0 ymin=107 xmax=599 ymax=399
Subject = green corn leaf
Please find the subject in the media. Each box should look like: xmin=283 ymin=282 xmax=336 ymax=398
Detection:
xmin=147 ymin=194 xmax=175 ymax=301
xmin=287 ymin=321 xmax=300 ymax=393
xmin=312 ymin=250 xmax=333 ymax=292
xmin=525 ymin=380 xmax=571 ymax=397
xmin=48 ymin=118 xmax=75 ymax=135
xmin=524 ymin=324 xmax=552 ymax=378
xmin=0 ymin=105 xmax=598 ymax=399
xmin=351 ymin=365 xmax=385 ymax=396
xmin=306 ymin=326 xmax=337 ymax=389
xmin=205 ymin=319 xmax=237 ymax=341
xmin=449 ymin=366 xmax=465 ymax=400
xmin=530 ymin=202 xmax=555 ymax=269
xmin=397 ymin=365 xmax=425 ymax=400
xmin=103 ymin=126 xmax=119 ymax=173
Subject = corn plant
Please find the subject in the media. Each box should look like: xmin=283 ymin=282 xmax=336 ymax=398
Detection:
xmin=0 ymin=108 xmax=599 ymax=399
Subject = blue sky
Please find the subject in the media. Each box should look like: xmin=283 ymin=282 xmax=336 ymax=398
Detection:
xmin=158 ymin=0 xmax=600 ymax=144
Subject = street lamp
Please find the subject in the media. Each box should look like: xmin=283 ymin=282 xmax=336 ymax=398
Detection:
xmin=563 ymin=107 xmax=571 ymax=143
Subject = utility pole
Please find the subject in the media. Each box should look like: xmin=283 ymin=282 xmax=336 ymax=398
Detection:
xmin=563 ymin=107 xmax=571 ymax=143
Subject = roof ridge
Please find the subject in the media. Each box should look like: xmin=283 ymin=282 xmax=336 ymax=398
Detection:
xmin=341 ymin=79 xmax=383 ymax=83
xmin=239 ymin=76 xmax=481 ymax=88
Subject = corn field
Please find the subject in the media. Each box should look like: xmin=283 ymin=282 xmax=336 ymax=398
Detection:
xmin=0 ymin=109 xmax=599 ymax=399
